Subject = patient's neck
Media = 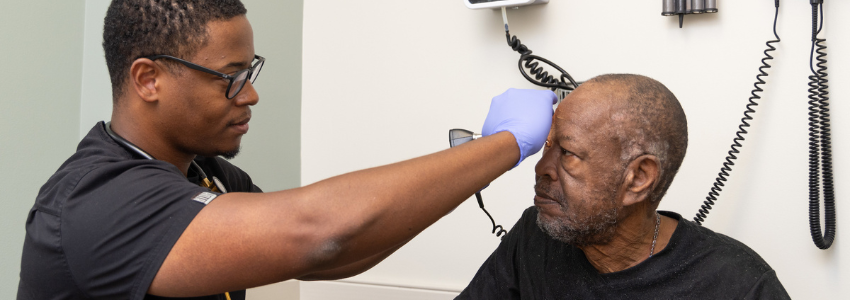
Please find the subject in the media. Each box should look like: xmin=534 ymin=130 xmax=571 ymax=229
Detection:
xmin=578 ymin=212 xmax=677 ymax=274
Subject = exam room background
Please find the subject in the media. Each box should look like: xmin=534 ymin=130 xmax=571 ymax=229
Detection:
xmin=1 ymin=0 xmax=848 ymax=299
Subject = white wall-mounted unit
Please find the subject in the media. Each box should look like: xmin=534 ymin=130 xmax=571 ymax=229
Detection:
xmin=464 ymin=0 xmax=548 ymax=10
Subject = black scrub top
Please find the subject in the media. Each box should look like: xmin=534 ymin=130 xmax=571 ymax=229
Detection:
xmin=18 ymin=122 xmax=262 ymax=300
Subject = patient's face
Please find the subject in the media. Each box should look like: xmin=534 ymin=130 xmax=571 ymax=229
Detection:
xmin=533 ymin=83 xmax=627 ymax=246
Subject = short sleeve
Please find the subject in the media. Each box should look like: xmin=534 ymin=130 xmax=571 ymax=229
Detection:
xmin=60 ymin=161 xmax=218 ymax=299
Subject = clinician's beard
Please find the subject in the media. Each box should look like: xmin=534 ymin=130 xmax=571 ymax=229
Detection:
xmin=220 ymin=146 xmax=241 ymax=160
xmin=535 ymin=179 xmax=621 ymax=247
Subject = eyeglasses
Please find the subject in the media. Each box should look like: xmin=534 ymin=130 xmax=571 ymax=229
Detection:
xmin=144 ymin=54 xmax=265 ymax=99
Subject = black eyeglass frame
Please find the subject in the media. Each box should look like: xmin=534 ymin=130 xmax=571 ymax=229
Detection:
xmin=143 ymin=54 xmax=265 ymax=99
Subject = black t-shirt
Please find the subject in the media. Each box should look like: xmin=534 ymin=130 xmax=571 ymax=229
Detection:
xmin=18 ymin=123 xmax=262 ymax=300
xmin=457 ymin=207 xmax=791 ymax=300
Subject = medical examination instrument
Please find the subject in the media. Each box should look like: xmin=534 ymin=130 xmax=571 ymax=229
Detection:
xmin=805 ymin=0 xmax=835 ymax=250
xmin=662 ymin=0 xmax=718 ymax=28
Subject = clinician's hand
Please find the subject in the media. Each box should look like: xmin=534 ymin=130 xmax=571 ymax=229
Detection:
xmin=482 ymin=88 xmax=557 ymax=168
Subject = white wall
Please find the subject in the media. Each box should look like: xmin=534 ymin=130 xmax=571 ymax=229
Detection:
xmin=0 ymin=1 xmax=85 ymax=294
xmin=79 ymin=0 xmax=113 ymax=139
xmin=302 ymin=0 xmax=848 ymax=298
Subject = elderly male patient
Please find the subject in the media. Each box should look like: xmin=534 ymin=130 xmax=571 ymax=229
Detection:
xmin=457 ymin=74 xmax=790 ymax=299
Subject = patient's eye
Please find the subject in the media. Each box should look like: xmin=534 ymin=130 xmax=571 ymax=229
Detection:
xmin=559 ymin=146 xmax=580 ymax=171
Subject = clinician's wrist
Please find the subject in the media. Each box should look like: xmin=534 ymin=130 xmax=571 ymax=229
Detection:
xmin=484 ymin=130 xmax=522 ymax=169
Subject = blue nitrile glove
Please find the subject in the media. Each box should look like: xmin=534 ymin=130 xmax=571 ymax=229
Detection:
xmin=482 ymin=88 xmax=557 ymax=168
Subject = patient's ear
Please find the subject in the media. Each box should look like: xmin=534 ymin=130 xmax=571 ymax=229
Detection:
xmin=621 ymin=154 xmax=660 ymax=206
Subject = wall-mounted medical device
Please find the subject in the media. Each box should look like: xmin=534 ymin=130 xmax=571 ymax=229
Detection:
xmin=662 ymin=0 xmax=718 ymax=28
xmin=464 ymin=0 xmax=548 ymax=10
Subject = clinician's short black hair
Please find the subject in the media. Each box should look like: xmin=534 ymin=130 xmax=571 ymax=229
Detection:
xmin=103 ymin=0 xmax=247 ymax=100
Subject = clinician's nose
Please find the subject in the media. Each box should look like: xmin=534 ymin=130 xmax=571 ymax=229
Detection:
xmin=234 ymin=80 xmax=259 ymax=107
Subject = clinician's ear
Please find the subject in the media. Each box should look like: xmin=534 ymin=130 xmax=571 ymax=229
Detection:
xmin=621 ymin=154 xmax=660 ymax=206
xmin=129 ymin=58 xmax=162 ymax=103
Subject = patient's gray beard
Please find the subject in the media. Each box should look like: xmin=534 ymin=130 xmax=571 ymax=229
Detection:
xmin=536 ymin=205 xmax=619 ymax=247
xmin=535 ymin=181 xmax=621 ymax=247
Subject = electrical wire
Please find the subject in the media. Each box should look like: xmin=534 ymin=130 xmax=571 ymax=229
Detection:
xmin=807 ymin=0 xmax=835 ymax=250
xmin=694 ymin=2 xmax=781 ymax=225
xmin=501 ymin=7 xmax=580 ymax=92
xmin=476 ymin=192 xmax=507 ymax=238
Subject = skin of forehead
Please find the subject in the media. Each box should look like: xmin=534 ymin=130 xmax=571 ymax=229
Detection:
xmin=190 ymin=15 xmax=255 ymax=70
xmin=553 ymin=82 xmax=629 ymax=155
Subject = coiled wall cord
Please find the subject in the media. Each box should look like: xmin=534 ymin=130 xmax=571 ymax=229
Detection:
xmin=694 ymin=2 xmax=781 ymax=225
xmin=806 ymin=0 xmax=835 ymax=250
xmin=501 ymin=7 xmax=580 ymax=94
xmin=476 ymin=192 xmax=507 ymax=238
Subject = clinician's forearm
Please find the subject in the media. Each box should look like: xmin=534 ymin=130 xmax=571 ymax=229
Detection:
xmin=294 ymin=131 xmax=518 ymax=268
xmin=296 ymin=237 xmax=412 ymax=281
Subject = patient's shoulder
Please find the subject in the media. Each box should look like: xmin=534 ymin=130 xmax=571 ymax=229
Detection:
xmin=669 ymin=213 xmax=775 ymax=274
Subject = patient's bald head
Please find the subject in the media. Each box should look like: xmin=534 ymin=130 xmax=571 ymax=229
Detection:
xmin=579 ymin=74 xmax=688 ymax=202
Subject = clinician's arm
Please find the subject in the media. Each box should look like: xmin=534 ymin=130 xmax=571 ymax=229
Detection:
xmin=149 ymin=89 xmax=556 ymax=297
xmin=297 ymin=237 xmax=412 ymax=281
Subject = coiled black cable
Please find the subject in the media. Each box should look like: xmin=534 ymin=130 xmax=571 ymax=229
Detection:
xmin=694 ymin=3 xmax=781 ymax=225
xmin=807 ymin=0 xmax=835 ymax=250
xmin=476 ymin=192 xmax=507 ymax=238
xmin=504 ymin=28 xmax=580 ymax=92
